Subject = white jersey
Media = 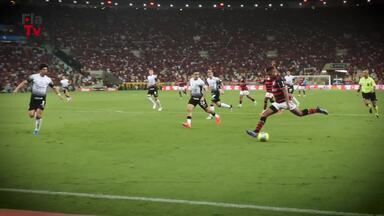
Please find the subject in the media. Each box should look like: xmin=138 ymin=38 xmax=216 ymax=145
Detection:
xmin=147 ymin=75 xmax=157 ymax=86
xmin=189 ymin=78 xmax=205 ymax=98
xmin=28 ymin=73 xmax=54 ymax=96
xmin=284 ymin=75 xmax=294 ymax=85
xmin=60 ymin=79 xmax=69 ymax=88
xmin=206 ymin=76 xmax=221 ymax=92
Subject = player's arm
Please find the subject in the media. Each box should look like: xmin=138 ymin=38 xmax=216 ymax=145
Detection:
xmin=372 ymin=78 xmax=376 ymax=93
xmin=13 ymin=80 xmax=28 ymax=93
xmin=50 ymin=83 xmax=64 ymax=100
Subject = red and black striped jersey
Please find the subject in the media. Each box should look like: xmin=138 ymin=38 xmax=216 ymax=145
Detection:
xmin=239 ymin=78 xmax=248 ymax=91
xmin=272 ymin=76 xmax=287 ymax=103
xmin=264 ymin=76 xmax=273 ymax=93
xmin=178 ymin=79 xmax=186 ymax=87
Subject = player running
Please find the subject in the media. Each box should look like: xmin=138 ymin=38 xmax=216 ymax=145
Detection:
xmin=60 ymin=75 xmax=72 ymax=102
xmin=284 ymin=71 xmax=295 ymax=94
xmin=182 ymin=72 xmax=220 ymax=128
xmin=147 ymin=69 xmax=163 ymax=111
xmin=297 ymin=77 xmax=307 ymax=97
xmin=357 ymin=70 xmax=379 ymax=118
xmin=206 ymin=69 xmax=232 ymax=119
xmin=177 ymin=76 xmax=187 ymax=98
xmin=238 ymin=77 xmax=257 ymax=107
xmin=262 ymin=74 xmax=275 ymax=112
xmin=246 ymin=67 xmax=328 ymax=138
xmin=13 ymin=64 xmax=64 ymax=135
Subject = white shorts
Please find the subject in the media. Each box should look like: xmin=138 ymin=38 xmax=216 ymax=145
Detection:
xmin=265 ymin=92 xmax=274 ymax=99
xmin=240 ymin=90 xmax=249 ymax=96
xmin=179 ymin=86 xmax=185 ymax=91
xmin=272 ymin=101 xmax=297 ymax=111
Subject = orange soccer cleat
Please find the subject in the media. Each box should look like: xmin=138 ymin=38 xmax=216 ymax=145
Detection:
xmin=215 ymin=114 xmax=221 ymax=125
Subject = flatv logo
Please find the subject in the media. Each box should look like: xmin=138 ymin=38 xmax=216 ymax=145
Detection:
xmin=21 ymin=13 xmax=43 ymax=37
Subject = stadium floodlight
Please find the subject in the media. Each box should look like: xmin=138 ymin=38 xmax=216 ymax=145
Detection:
xmin=85 ymin=1 xmax=89 ymax=4
xmin=143 ymin=3 xmax=146 ymax=6
xmin=198 ymin=4 xmax=202 ymax=7
xmin=343 ymin=0 xmax=347 ymax=3
xmin=157 ymin=4 xmax=160 ymax=7
xmin=323 ymin=1 xmax=326 ymax=5
xmin=367 ymin=0 xmax=371 ymax=2
xmin=185 ymin=4 xmax=189 ymax=7
xmin=213 ymin=4 xmax=217 ymax=8
xmin=299 ymin=2 xmax=302 ymax=6
xmin=268 ymin=3 xmax=272 ymax=7
xmin=254 ymin=4 xmax=258 ymax=7
xmin=179 ymin=8 xmax=183 ymax=11
xmin=73 ymin=0 xmax=77 ymax=3
xmin=114 ymin=2 xmax=118 ymax=5
xmin=129 ymin=3 xmax=133 ymax=6
xmin=100 ymin=2 xmax=104 ymax=5
xmin=227 ymin=4 xmax=231 ymax=7
xmin=58 ymin=0 xmax=62 ymax=3
xmin=240 ymin=4 xmax=244 ymax=7
xmin=170 ymin=4 xmax=173 ymax=7
xmin=280 ymin=3 xmax=283 ymax=6
xmin=45 ymin=0 xmax=49 ymax=2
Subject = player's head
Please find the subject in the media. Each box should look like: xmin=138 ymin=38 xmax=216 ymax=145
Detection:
xmin=62 ymin=75 xmax=66 ymax=79
xmin=148 ymin=69 xmax=154 ymax=75
xmin=192 ymin=72 xmax=200 ymax=80
xmin=266 ymin=66 xmax=278 ymax=77
xmin=363 ymin=69 xmax=369 ymax=78
xmin=207 ymin=69 xmax=213 ymax=78
xmin=286 ymin=71 xmax=291 ymax=76
xmin=39 ymin=64 xmax=48 ymax=76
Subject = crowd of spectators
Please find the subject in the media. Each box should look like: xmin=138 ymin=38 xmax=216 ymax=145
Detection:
xmin=1 ymin=6 xmax=383 ymax=91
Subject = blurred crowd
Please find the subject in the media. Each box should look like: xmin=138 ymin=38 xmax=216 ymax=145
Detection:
xmin=1 ymin=7 xmax=383 ymax=91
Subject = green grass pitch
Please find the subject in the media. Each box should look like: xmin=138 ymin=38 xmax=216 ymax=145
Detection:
xmin=0 ymin=90 xmax=383 ymax=216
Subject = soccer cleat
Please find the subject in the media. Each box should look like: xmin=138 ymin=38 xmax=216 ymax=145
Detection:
xmin=317 ymin=107 xmax=328 ymax=115
xmin=33 ymin=129 xmax=39 ymax=136
xmin=369 ymin=108 xmax=372 ymax=114
xmin=206 ymin=116 xmax=213 ymax=120
xmin=152 ymin=104 xmax=157 ymax=109
xmin=246 ymin=129 xmax=258 ymax=138
xmin=253 ymin=100 xmax=257 ymax=106
xmin=238 ymin=104 xmax=242 ymax=108
xmin=182 ymin=122 xmax=191 ymax=128
xmin=215 ymin=114 xmax=221 ymax=125
xmin=158 ymin=107 xmax=163 ymax=112
xmin=229 ymin=105 xmax=233 ymax=111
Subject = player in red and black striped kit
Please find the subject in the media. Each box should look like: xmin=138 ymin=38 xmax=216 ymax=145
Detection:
xmin=246 ymin=67 xmax=328 ymax=138
xmin=238 ymin=77 xmax=256 ymax=107
xmin=262 ymin=75 xmax=275 ymax=111
xmin=177 ymin=77 xmax=187 ymax=98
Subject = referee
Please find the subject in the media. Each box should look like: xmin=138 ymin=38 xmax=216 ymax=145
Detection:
xmin=357 ymin=70 xmax=379 ymax=118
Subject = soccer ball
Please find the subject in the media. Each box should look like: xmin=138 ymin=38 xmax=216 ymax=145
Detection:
xmin=257 ymin=132 xmax=269 ymax=142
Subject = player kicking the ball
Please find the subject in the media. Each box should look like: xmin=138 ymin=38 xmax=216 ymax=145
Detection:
xmin=246 ymin=67 xmax=328 ymax=138
xmin=206 ymin=69 xmax=232 ymax=119
xmin=147 ymin=69 xmax=163 ymax=111
xmin=13 ymin=64 xmax=64 ymax=135
xmin=182 ymin=72 xmax=220 ymax=128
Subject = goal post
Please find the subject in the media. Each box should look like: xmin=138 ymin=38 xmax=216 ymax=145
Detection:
xmin=292 ymin=75 xmax=331 ymax=86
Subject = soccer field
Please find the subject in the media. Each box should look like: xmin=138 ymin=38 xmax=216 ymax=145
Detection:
xmin=0 ymin=90 xmax=383 ymax=216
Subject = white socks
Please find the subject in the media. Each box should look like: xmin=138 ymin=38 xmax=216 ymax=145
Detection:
xmin=156 ymin=99 xmax=162 ymax=109
xmin=35 ymin=118 xmax=42 ymax=131
xmin=148 ymin=96 xmax=156 ymax=105
xmin=220 ymin=103 xmax=231 ymax=108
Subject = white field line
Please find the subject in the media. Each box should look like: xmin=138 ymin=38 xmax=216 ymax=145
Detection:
xmin=0 ymin=188 xmax=381 ymax=216
xmin=59 ymin=109 xmax=372 ymax=117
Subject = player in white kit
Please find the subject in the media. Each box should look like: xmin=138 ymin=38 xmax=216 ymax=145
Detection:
xmin=284 ymin=71 xmax=295 ymax=94
xmin=147 ymin=69 xmax=163 ymax=111
xmin=182 ymin=72 xmax=220 ymax=128
xmin=13 ymin=64 xmax=63 ymax=135
xmin=206 ymin=69 xmax=232 ymax=119
xmin=60 ymin=75 xmax=72 ymax=101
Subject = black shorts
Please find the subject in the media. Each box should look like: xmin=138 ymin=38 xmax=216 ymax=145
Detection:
xmin=362 ymin=92 xmax=377 ymax=101
xmin=211 ymin=90 xmax=220 ymax=103
xmin=188 ymin=96 xmax=208 ymax=109
xmin=29 ymin=94 xmax=46 ymax=111
xmin=287 ymin=85 xmax=294 ymax=94
xmin=147 ymin=86 xmax=158 ymax=97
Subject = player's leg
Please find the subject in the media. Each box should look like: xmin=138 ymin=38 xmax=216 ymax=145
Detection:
xmin=263 ymin=97 xmax=268 ymax=110
xmin=183 ymin=103 xmax=195 ymax=128
xmin=290 ymin=106 xmax=328 ymax=117
xmin=246 ymin=95 xmax=256 ymax=105
xmin=33 ymin=108 xmax=44 ymax=135
xmin=201 ymin=99 xmax=220 ymax=125
xmin=147 ymin=93 xmax=156 ymax=109
xmin=207 ymin=102 xmax=215 ymax=119
xmin=179 ymin=89 xmax=183 ymax=98
xmin=28 ymin=110 xmax=35 ymax=118
xmin=246 ymin=106 xmax=277 ymax=137
xmin=362 ymin=94 xmax=372 ymax=113
xmin=371 ymin=93 xmax=379 ymax=118
xmin=239 ymin=94 xmax=244 ymax=107
xmin=64 ymin=89 xmax=71 ymax=101
xmin=154 ymin=92 xmax=162 ymax=111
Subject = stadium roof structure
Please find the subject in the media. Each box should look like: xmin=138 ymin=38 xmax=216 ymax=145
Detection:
xmin=2 ymin=0 xmax=382 ymax=9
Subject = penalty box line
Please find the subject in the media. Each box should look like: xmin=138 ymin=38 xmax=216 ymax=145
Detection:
xmin=0 ymin=188 xmax=381 ymax=216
